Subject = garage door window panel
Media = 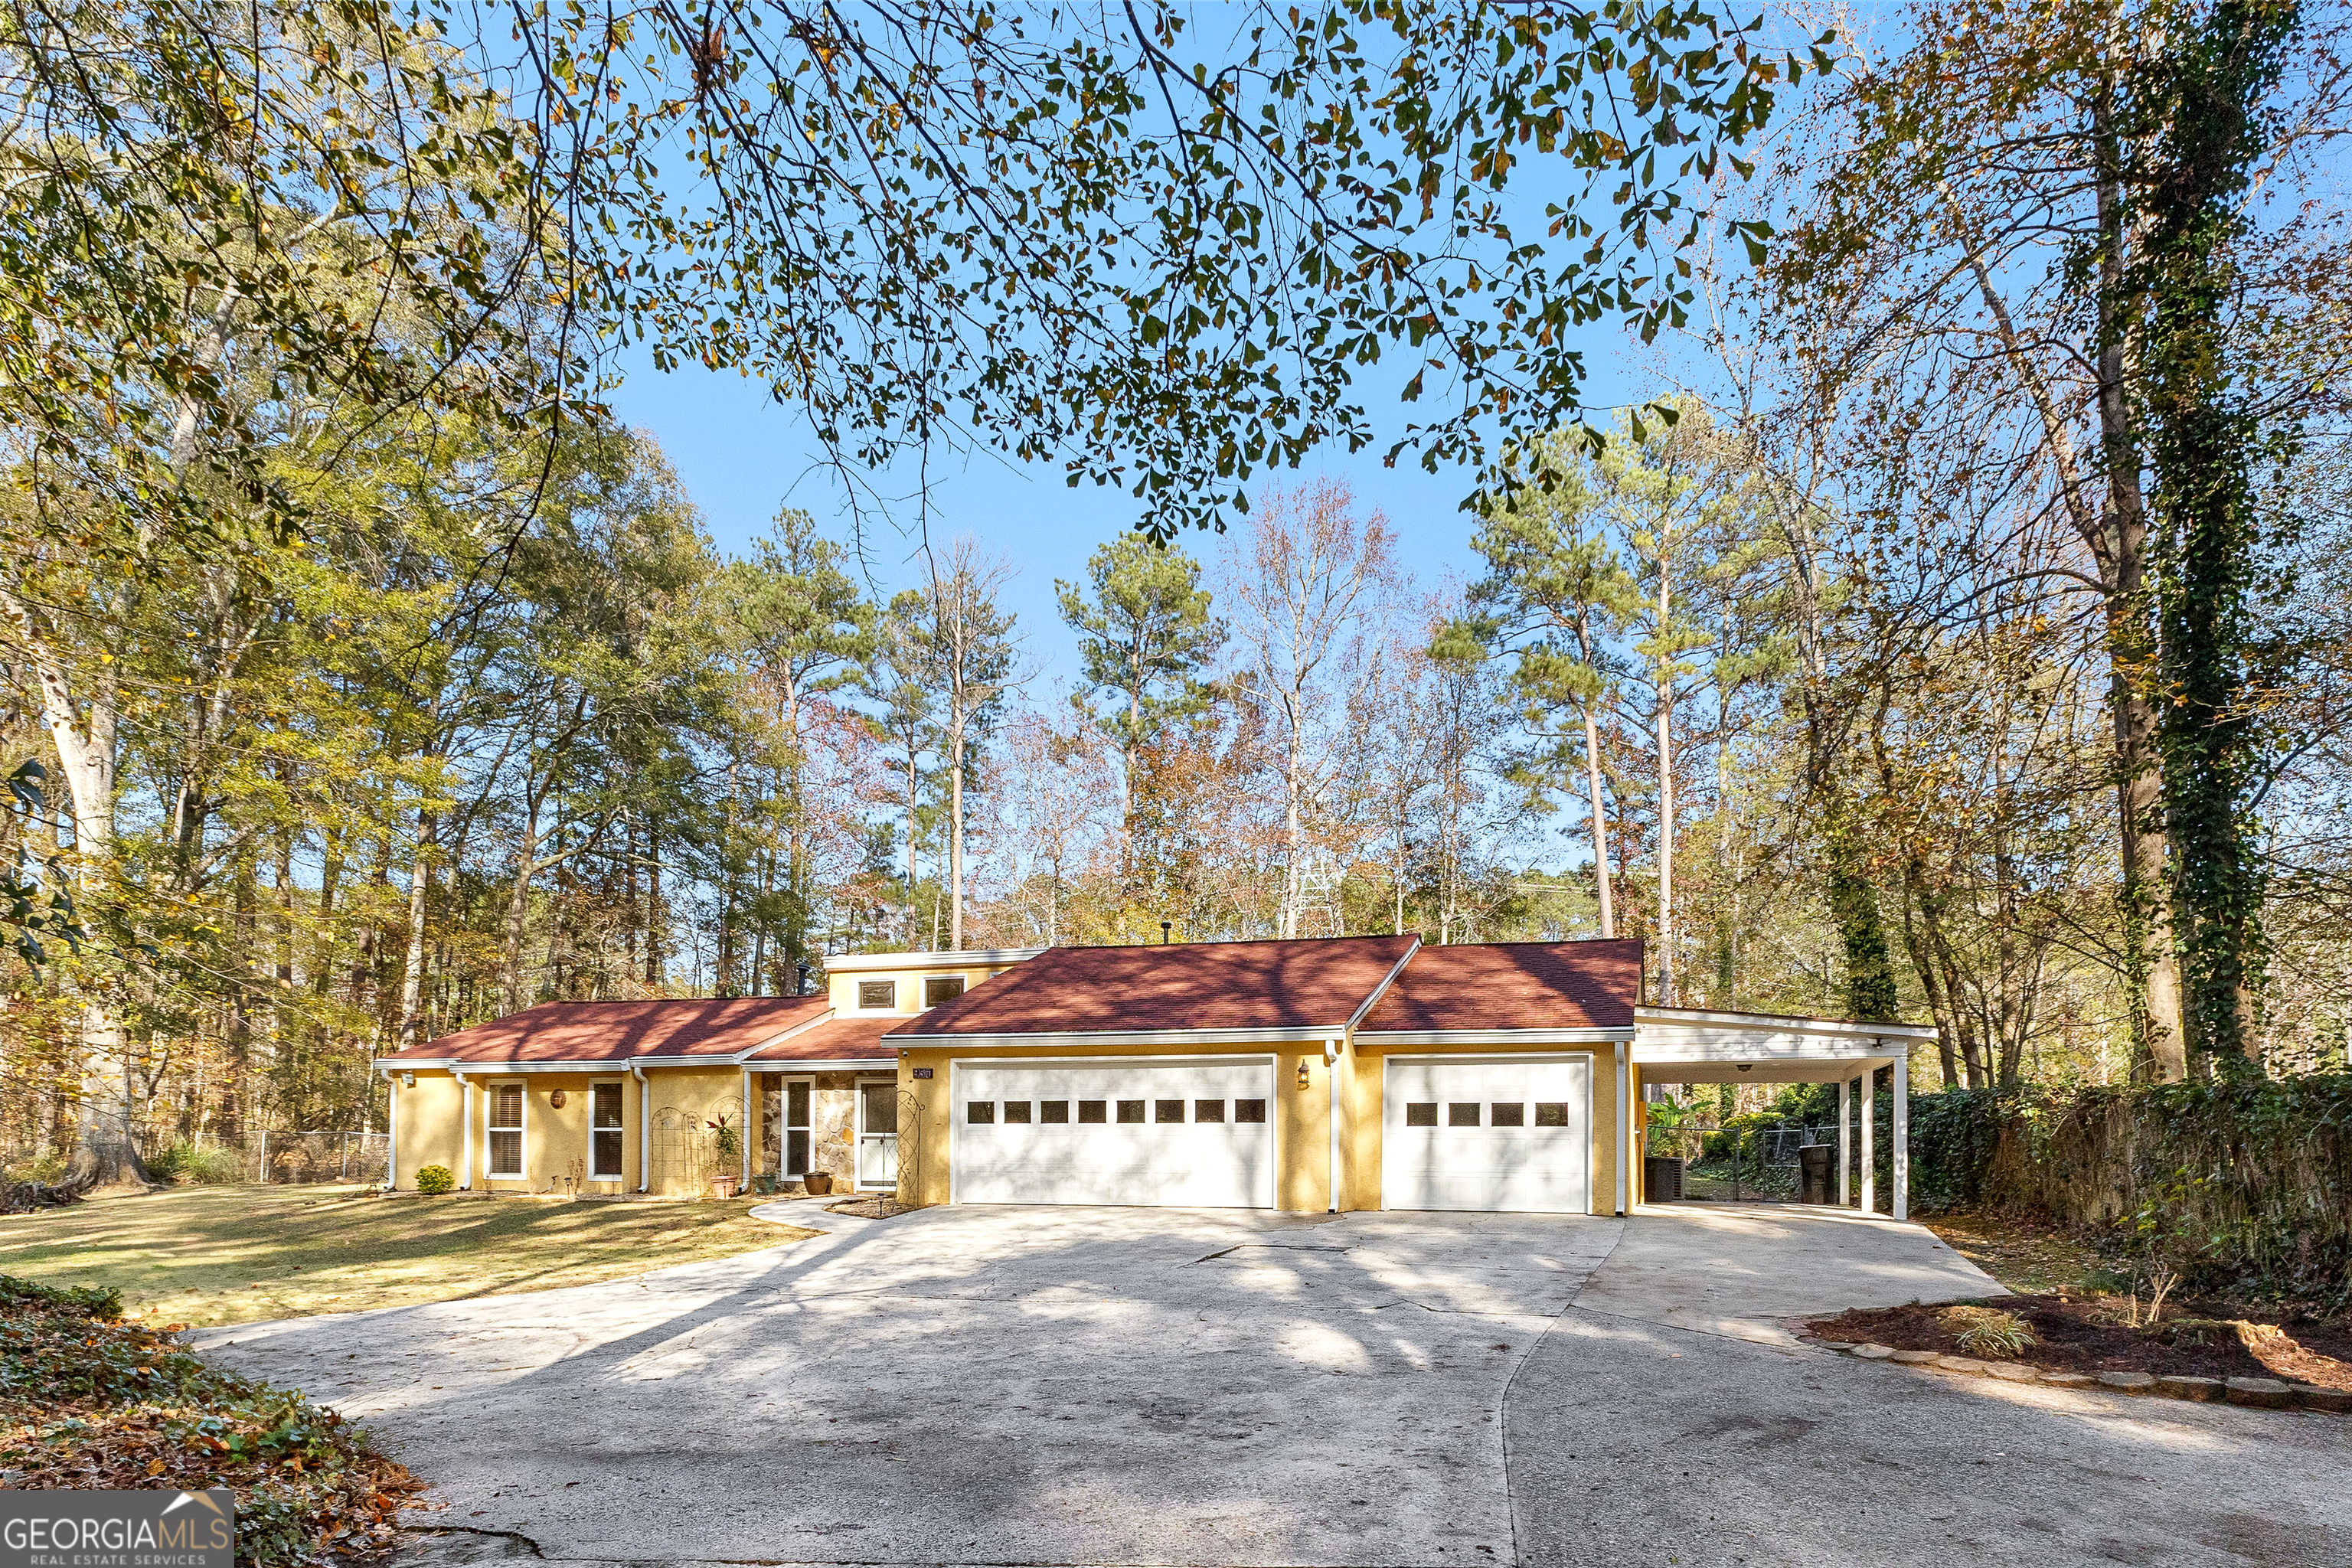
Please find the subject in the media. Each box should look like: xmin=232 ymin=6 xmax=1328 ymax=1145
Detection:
xmin=968 ymin=1101 xmax=995 ymax=1123
xmin=1236 ymin=1099 xmax=1266 ymax=1123
xmin=1195 ymin=1099 xmax=1225 ymax=1122
xmin=1040 ymin=1100 xmax=1070 ymax=1123
xmin=1449 ymin=1103 xmax=1481 ymax=1126
xmin=1491 ymin=1102 xmax=1525 ymax=1126
xmin=1003 ymin=1100 xmax=1033 ymax=1124
xmin=1406 ymin=1102 xmax=1438 ymax=1127
xmin=1117 ymin=1100 xmax=1145 ymax=1124
xmin=1078 ymin=1100 xmax=1107 ymax=1124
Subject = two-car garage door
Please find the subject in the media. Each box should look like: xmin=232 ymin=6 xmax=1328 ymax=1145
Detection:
xmin=1381 ymin=1056 xmax=1592 ymax=1214
xmin=949 ymin=1053 xmax=1592 ymax=1213
xmin=953 ymin=1058 xmax=1276 ymax=1207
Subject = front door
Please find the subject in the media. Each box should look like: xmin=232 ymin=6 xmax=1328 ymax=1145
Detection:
xmin=856 ymin=1080 xmax=899 ymax=1190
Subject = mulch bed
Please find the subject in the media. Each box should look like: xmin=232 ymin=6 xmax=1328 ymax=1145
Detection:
xmin=0 ymin=1274 xmax=422 ymax=1565
xmin=1806 ymin=1294 xmax=2352 ymax=1390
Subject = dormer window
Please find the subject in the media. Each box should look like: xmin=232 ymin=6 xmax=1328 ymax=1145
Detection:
xmin=858 ymin=979 xmax=897 ymax=1011
xmin=923 ymin=975 xmax=966 ymax=1008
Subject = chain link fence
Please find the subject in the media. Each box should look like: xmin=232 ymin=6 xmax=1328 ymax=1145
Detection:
xmin=245 ymin=1131 xmax=389 ymax=1185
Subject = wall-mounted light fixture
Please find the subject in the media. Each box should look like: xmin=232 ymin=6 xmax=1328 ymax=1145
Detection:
xmin=1296 ymin=1060 xmax=1312 ymax=1089
xmin=400 ymin=1072 xmax=416 ymax=1089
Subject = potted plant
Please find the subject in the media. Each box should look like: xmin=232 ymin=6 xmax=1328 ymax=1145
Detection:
xmin=708 ymin=1116 xmax=741 ymax=1198
xmin=802 ymin=1169 xmax=834 ymax=1196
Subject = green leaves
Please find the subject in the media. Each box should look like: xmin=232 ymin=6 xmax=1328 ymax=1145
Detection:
xmin=520 ymin=0 xmax=1795 ymax=539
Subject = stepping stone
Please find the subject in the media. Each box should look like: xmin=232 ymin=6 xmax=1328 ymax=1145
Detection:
xmin=1814 ymin=1341 xmax=1857 ymax=1351
xmin=1890 ymin=1350 xmax=1942 ymax=1366
xmin=2096 ymin=1371 xmax=2156 ymax=1393
xmin=2290 ymin=1385 xmax=2351 ymax=1413
xmin=2040 ymin=1371 xmax=2096 ymax=1388
xmin=2156 ymin=1375 xmax=2225 ymax=1402
xmin=2225 ymin=1377 xmax=2292 ymax=1409
xmin=1936 ymin=1356 xmax=1989 ymax=1374
xmin=1985 ymin=1362 xmax=2038 ymax=1383
xmin=1851 ymin=1344 xmax=1896 ymax=1360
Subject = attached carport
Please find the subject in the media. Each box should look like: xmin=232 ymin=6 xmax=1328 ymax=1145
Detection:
xmin=1631 ymin=1006 xmax=1940 ymax=1220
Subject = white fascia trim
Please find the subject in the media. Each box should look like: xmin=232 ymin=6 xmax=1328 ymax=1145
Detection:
xmin=949 ymin=1052 xmax=1279 ymax=1068
xmin=378 ymin=1059 xmax=625 ymax=1074
xmin=744 ymin=1057 xmax=897 ymax=1071
xmin=1354 ymin=1027 xmax=1627 ymax=1047
xmin=893 ymin=1027 xmax=1341 ymax=1050
xmin=1634 ymin=1006 xmax=1938 ymax=1041
xmin=1346 ymin=936 xmax=1424 ymax=1032
xmin=823 ymin=949 xmax=1044 ymax=972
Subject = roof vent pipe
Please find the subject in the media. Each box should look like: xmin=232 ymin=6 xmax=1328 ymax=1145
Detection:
xmin=1161 ymin=920 xmax=1171 ymax=944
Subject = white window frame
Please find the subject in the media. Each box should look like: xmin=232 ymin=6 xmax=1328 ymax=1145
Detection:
xmin=780 ymin=1075 xmax=815 ymax=1177
xmin=589 ymin=1079 xmax=626 ymax=1180
xmin=855 ymin=978 xmax=899 ymax=1013
xmin=921 ymin=974 xmax=966 ymax=1009
xmin=485 ymin=1080 xmax=527 ymax=1179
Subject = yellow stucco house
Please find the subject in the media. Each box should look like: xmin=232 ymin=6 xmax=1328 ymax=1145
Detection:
xmin=379 ymin=935 xmax=1935 ymax=1217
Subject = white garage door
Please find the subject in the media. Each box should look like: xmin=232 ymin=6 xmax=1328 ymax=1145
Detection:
xmin=1382 ymin=1056 xmax=1592 ymax=1214
xmin=952 ymin=1057 xmax=1276 ymax=1207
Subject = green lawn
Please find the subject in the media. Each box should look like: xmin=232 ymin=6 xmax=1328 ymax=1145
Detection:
xmin=0 ymin=1185 xmax=817 ymax=1328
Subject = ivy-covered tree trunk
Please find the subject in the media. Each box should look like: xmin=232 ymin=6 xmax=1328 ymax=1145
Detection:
xmin=2134 ymin=0 xmax=2299 ymax=1070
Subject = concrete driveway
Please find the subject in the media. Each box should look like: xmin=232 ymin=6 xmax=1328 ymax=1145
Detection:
xmin=194 ymin=1202 xmax=2352 ymax=1567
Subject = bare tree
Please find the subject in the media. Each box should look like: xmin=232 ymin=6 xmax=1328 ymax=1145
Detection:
xmin=1223 ymin=481 xmax=1396 ymax=939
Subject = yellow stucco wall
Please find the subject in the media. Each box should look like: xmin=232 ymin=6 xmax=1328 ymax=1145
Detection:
xmin=825 ymin=962 xmax=1019 ymax=1018
xmin=389 ymin=1073 xmax=463 ymax=1188
xmin=393 ymin=1070 xmax=644 ymax=1194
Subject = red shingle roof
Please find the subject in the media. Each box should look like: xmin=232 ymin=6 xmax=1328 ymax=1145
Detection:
xmin=386 ymin=997 xmax=831 ymax=1064
xmin=890 ymin=935 xmax=1419 ymax=1037
xmin=742 ymin=1015 xmax=900 ymax=1063
xmin=1357 ymin=939 xmax=1642 ymax=1032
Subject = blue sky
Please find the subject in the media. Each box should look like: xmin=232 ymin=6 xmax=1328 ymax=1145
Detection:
xmin=603 ymin=344 xmax=1652 ymax=698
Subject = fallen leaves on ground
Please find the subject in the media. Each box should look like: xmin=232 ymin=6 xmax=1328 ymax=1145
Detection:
xmin=0 ymin=1274 xmax=421 ymax=1566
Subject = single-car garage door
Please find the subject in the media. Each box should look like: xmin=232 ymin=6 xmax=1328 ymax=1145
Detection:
xmin=952 ymin=1057 xmax=1276 ymax=1207
xmin=1382 ymin=1055 xmax=1592 ymax=1214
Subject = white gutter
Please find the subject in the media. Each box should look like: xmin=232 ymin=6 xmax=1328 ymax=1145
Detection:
xmin=1325 ymin=1037 xmax=1343 ymax=1214
xmin=631 ymin=1063 xmax=650 ymax=1194
xmin=1354 ymin=1027 xmax=1625 ymax=1047
xmin=889 ymin=1025 xmax=1355 ymax=1049
xmin=450 ymin=1068 xmax=472 ymax=1190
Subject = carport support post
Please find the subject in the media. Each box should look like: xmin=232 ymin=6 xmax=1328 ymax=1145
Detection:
xmin=1892 ymin=1054 xmax=1909 ymax=1222
xmin=1836 ymin=1078 xmax=1850 ymax=1207
xmin=1858 ymin=1067 xmax=1875 ymax=1215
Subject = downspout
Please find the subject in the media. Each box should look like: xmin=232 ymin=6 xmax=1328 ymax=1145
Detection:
xmin=1613 ymin=1042 xmax=1629 ymax=1217
xmin=384 ymin=1067 xmax=398 ymax=1191
xmin=451 ymin=1068 xmax=472 ymax=1191
xmin=631 ymin=1063 xmax=650 ymax=1194
xmin=1325 ymin=1037 xmax=1343 ymax=1215
xmin=741 ymin=1065 xmax=753 ymax=1189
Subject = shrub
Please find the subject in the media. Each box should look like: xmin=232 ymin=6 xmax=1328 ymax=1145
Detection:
xmin=145 ymin=1140 xmax=243 ymax=1186
xmin=413 ymin=1164 xmax=455 ymax=1195
xmin=1942 ymin=1305 xmax=2036 ymax=1359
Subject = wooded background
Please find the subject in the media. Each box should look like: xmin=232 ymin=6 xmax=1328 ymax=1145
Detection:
xmin=2 ymin=0 xmax=2344 ymax=1179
